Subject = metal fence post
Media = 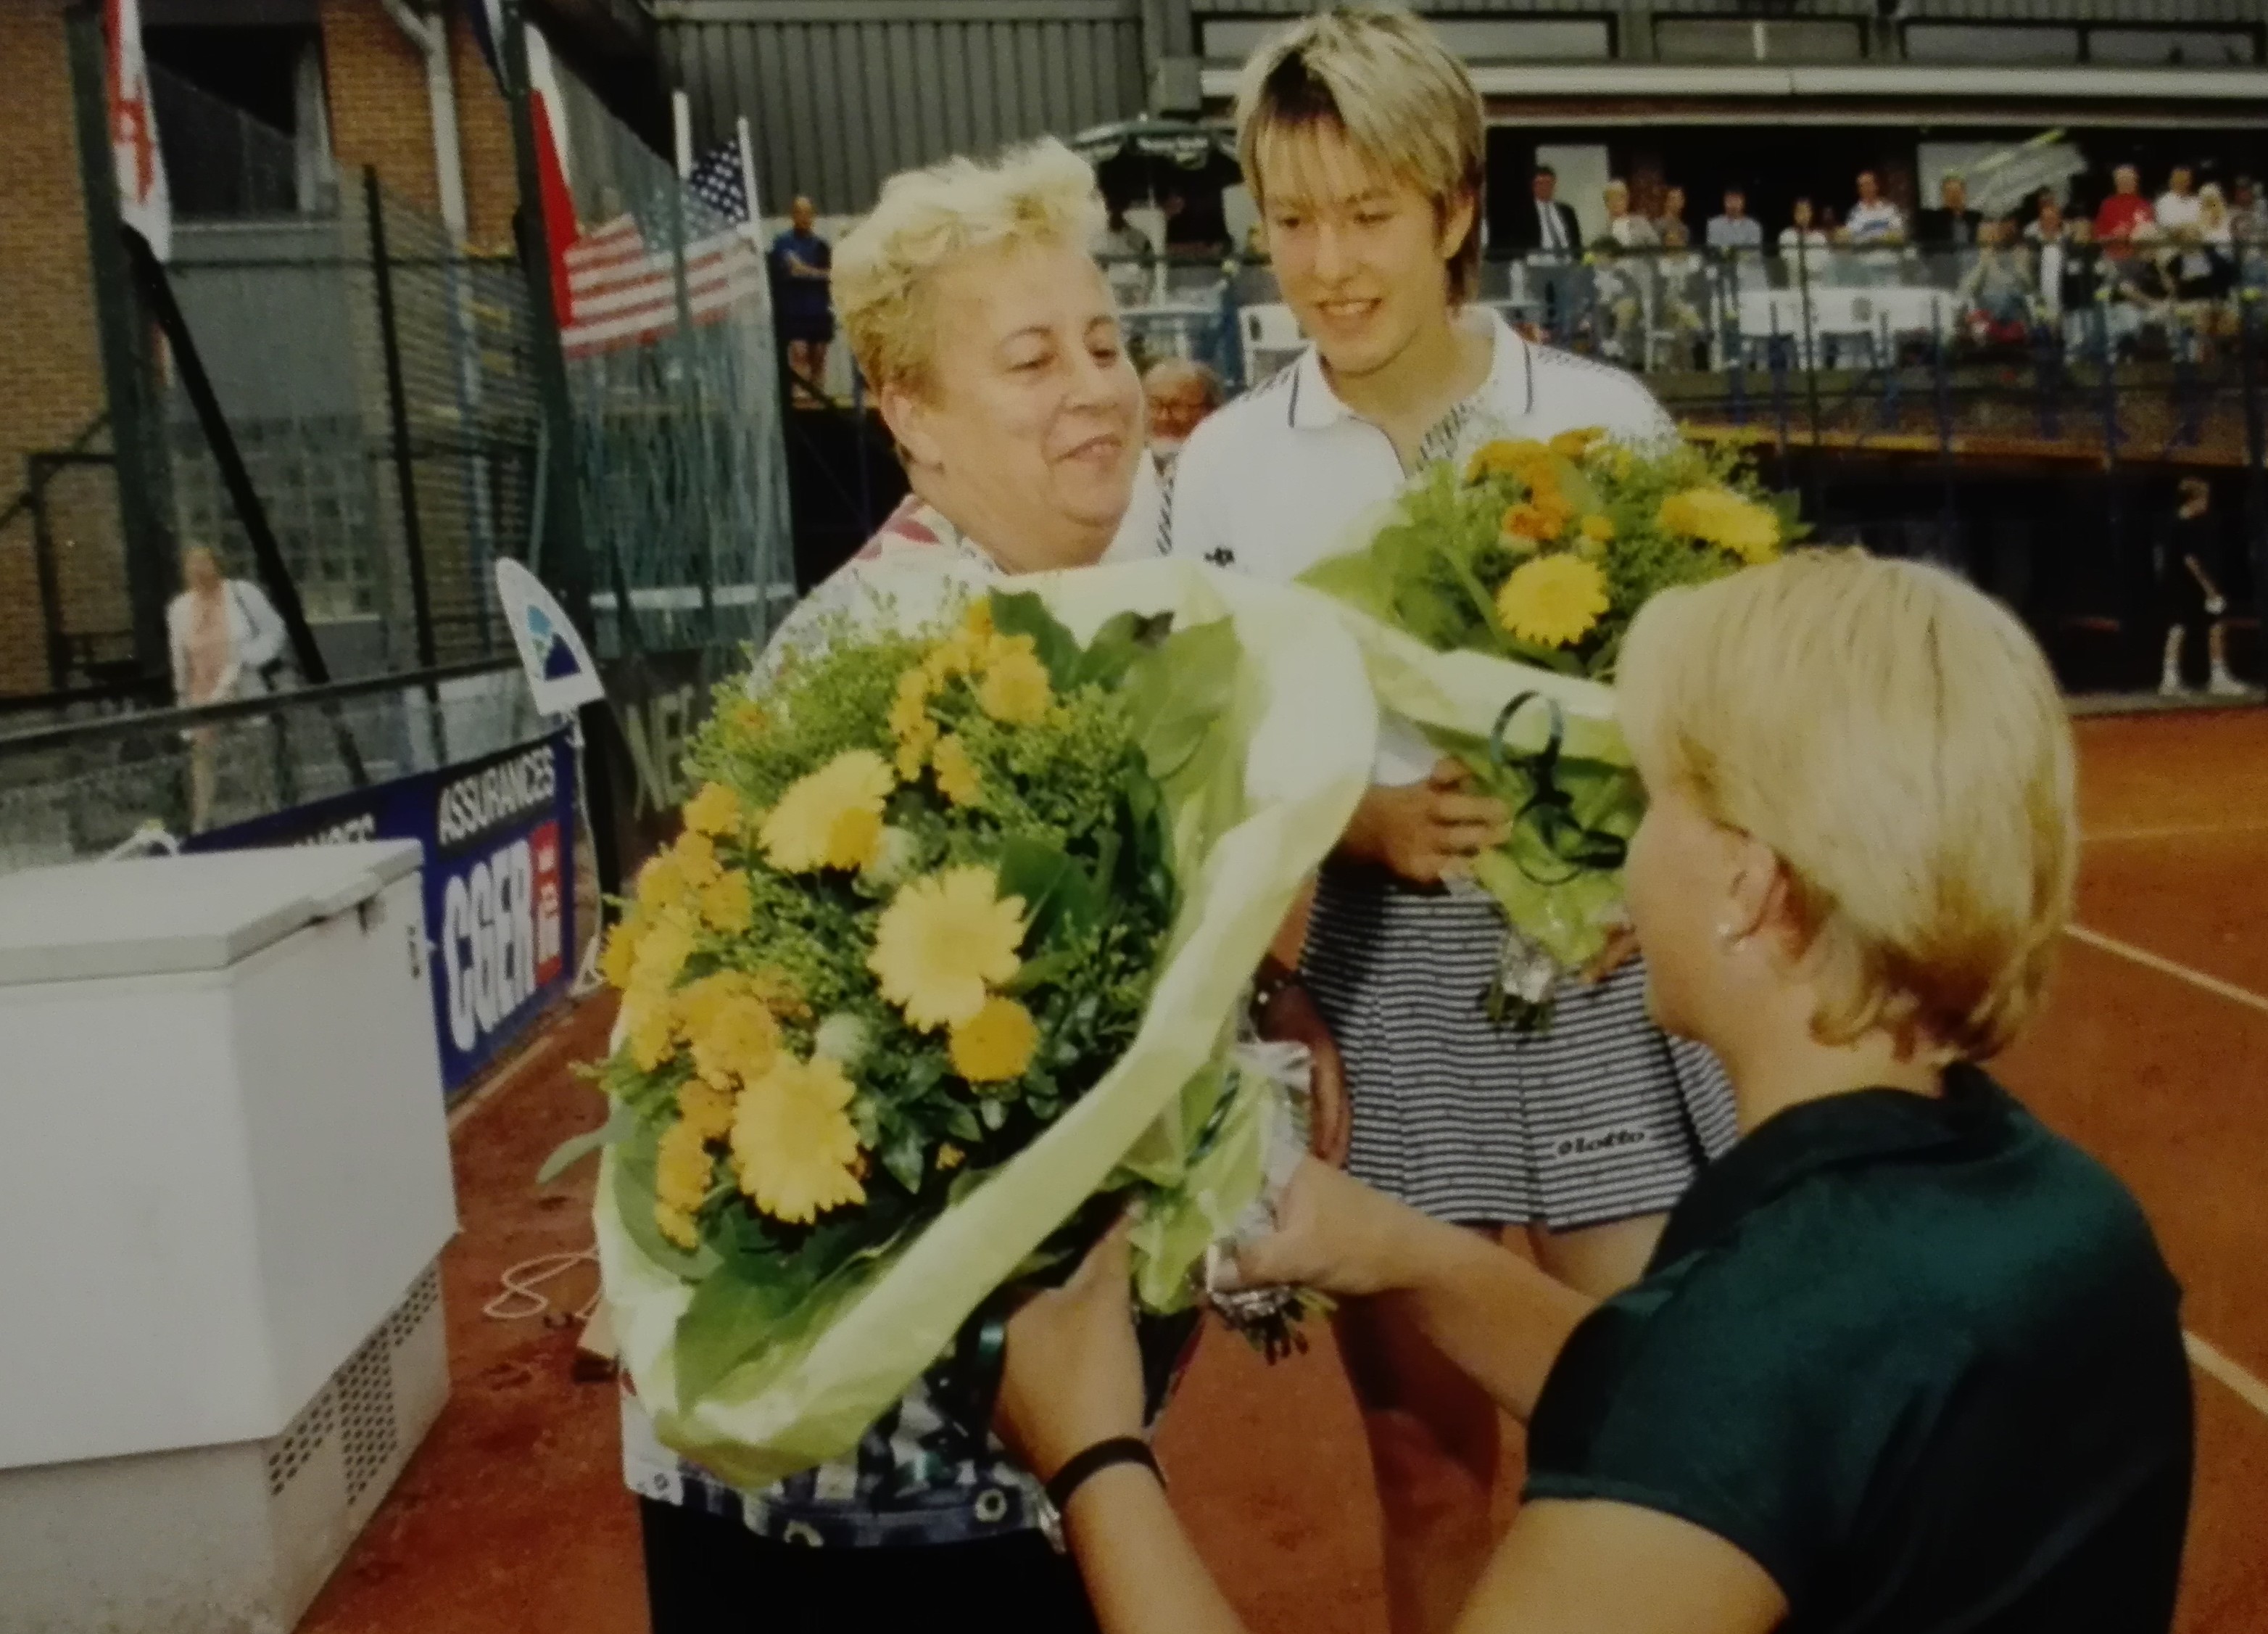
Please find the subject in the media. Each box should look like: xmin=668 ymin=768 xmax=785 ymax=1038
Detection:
xmin=2240 ymin=291 xmax=2267 ymax=649
xmin=64 ymin=1 xmax=172 ymax=683
xmin=27 ymin=459 xmax=69 ymax=692
xmin=364 ymin=169 xmax=439 ymax=672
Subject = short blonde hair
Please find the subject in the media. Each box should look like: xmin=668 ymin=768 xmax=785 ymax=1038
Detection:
xmin=1235 ymin=5 xmax=1486 ymax=304
xmin=1617 ymin=550 xmax=2076 ymax=1060
xmin=834 ymin=138 xmax=1106 ymax=396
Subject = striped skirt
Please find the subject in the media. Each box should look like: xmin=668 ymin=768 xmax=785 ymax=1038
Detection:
xmin=1301 ymin=868 xmax=1739 ymax=1230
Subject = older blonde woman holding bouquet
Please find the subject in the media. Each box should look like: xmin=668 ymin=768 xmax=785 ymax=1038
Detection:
xmin=623 ymin=137 xmax=1240 ymax=1633
xmin=1001 ymin=550 xmax=2193 ymax=1634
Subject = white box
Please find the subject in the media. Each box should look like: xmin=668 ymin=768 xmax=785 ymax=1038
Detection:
xmin=0 ymin=842 xmax=459 ymax=1632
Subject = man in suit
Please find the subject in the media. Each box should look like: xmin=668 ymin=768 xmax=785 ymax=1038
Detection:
xmin=1506 ymin=166 xmax=1586 ymax=342
xmin=1506 ymin=165 xmax=1582 ymax=256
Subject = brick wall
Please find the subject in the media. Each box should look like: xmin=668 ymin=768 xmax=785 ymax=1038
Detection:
xmin=0 ymin=2 xmax=110 ymax=697
xmin=320 ymin=1 xmax=521 ymax=250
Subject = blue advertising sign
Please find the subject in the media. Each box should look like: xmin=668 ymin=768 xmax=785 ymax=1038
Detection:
xmin=189 ymin=730 xmax=576 ymax=1093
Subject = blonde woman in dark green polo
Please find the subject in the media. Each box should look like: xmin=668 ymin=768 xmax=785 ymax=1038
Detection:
xmin=996 ymin=549 xmax=2193 ymax=1634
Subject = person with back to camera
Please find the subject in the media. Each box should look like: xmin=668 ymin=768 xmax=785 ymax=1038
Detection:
xmin=1162 ymin=10 xmax=1739 ymax=1631
xmin=998 ymin=548 xmax=2195 ymax=1634
xmin=2156 ymin=476 xmax=2248 ymax=698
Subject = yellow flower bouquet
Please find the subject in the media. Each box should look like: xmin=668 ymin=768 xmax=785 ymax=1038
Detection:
xmin=1301 ymin=432 xmax=1795 ymax=1026
xmin=572 ymin=560 xmax=1374 ymax=1487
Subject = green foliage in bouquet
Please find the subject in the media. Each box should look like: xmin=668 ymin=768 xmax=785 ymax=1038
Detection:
xmin=1301 ymin=430 xmax=1800 ymax=1023
xmin=1302 ymin=429 xmax=1793 ymax=680
xmin=582 ymin=590 xmax=1245 ymax=1402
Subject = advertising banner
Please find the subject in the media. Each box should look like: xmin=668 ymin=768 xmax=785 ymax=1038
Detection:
xmin=188 ymin=730 xmax=576 ymax=1093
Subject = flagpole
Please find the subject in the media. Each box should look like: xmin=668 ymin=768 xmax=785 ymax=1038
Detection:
xmin=736 ymin=115 xmax=764 ymax=239
xmin=672 ymin=90 xmax=693 ymax=181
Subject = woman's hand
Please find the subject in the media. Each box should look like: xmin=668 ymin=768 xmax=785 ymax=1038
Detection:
xmin=1340 ymin=759 xmax=1510 ymax=887
xmin=1227 ymin=1157 xmax=1427 ymax=1300
xmin=1256 ymin=981 xmax=1351 ymax=1165
xmin=997 ymin=1218 xmax=1146 ymax=1484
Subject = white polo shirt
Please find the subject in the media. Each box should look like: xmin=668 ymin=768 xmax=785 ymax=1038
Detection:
xmin=1164 ymin=309 xmax=1673 ymax=781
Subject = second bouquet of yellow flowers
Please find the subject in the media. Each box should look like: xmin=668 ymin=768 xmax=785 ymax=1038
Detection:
xmin=578 ymin=560 xmax=1375 ymax=1488
xmin=1303 ymin=429 xmax=1796 ymax=1026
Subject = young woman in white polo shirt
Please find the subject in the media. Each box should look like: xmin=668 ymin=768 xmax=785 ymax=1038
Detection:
xmin=1164 ymin=14 xmax=1738 ymax=1631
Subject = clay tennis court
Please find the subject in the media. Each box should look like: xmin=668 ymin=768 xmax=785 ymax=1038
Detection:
xmin=299 ymin=706 xmax=2268 ymax=1634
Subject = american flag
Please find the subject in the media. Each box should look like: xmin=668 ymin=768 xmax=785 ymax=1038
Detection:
xmin=558 ymin=145 xmax=764 ymax=359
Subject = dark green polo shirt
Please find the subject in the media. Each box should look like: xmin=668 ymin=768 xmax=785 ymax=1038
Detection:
xmin=1524 ymin=1064 xmax=2193 ymax=1632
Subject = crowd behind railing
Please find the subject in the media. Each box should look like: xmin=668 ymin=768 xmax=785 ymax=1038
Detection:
xmin=1093 ymin=165 xmax=2268 ymax=392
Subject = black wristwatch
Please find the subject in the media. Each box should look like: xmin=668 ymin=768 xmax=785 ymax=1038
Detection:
xmin=1036 ymin=1437 xmax=1163 ymax=1553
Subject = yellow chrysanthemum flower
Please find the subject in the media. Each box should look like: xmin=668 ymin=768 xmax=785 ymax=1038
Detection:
xmin=655 ymin=1115 xmax=717 ymax=1213
xmin=977 ymin=645 xmax=1052 ymax=725
xmin=758 ymin=749 xmax=895 ymax=873
xmin=732 ymin=1055 xmax=866 ymax=1224
xmin=684 ymin=993 xmax=782 ymax=1092
xmin=699 ymin=870 xmax=753 ymax=933
xmin=1502 ymin=502 xmax=1565 ymax=545
xmin=1550 ymin=426 xmax=1605 ymax=460
xmin=625 ymin=993 xmax=679 ymax=1070
xmin=655 ymin=1202 xmax=700 ymax=1250
xmin=748 ymin=965 xmax=811 ymax=1021
xmin=937 ymin=1143 xmax=965 ymax=1171
xmin=887 ymin=668 xmax=934 ymax=742
xmin=634 ymin=851 xmax=690 ymax=914
xmin=682 ymin=781 xmax=744 ymax=838
xmin=1465 ymin=438 xmax=1554 ymax=484
xmin=869 ymin=865 xmax=1027 ymax=1031
xmin=599 ymin=917 xmax=643 ymax=989
xmin=932 ymin=733 xmax=982 ymax=806
xmin=1657 ymin=486 xmax=1781 ymax=565
xmin=949 ymin=994 xmax=1039 ymax=1084
xmin=1580 ymin=513 xmax=1616 ymax=545
xmin=1496 ymin=553 xmax=1611 ymax=648
xmin=894 ymin=713 xmax=940 ymax=780
xmin=628 ymin=917 xmax=695 ymax=995
xmin=677 ymin=1078 xmax=738 ymax=1141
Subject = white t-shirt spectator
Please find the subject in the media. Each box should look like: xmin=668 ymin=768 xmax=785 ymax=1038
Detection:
xmin=2154 ymin=191 xmax=2203 ymax=237
xmin=1779 ymin=225 xmax=1831 ymax=281
xmin=1846 ymin=199 xmax=1906 ymax=245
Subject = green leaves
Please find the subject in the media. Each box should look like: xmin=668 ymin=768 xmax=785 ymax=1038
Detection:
xmin=996 ymin=833 xmax=1104 ymax=946
xmin=1121 ymin=618 xmax=1239 ymax=784
xmin=536 ymin=1097 xmax=640 ymax=1185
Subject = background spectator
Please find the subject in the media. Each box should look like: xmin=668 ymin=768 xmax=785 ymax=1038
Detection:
xmin=167 ymin=543 xmax=286 ymax=830
xmin=1779 ymin=196 xmax=1830 ymax=285
xmin=770 ymin=195 xmax=835 ymax=406
xmin=2095 ymin=165 xmax=2154 ymax=244
xmin=1958 ymin=218 xmax=2035 ymax=341
xmin=1654 ymin=183 xmax=1688 ymax=242
xmin=1099 ymin=200 xmax=1154 ymax=307
xmin=1141 ymin=357 xmax=1222 ymax=469
xmin=1916 ymin=173 xmax=1984 ymax=249
xmin=2178 ymin=183 xmax=2235 ymax=301
xmin=1505 ymin=165 xmax=1581 ymax=256
xmin=1846 ymin=170 xmax=1905 ymax=244
xmin=1705 ymin=185 xmax=1762 ymax=253
xmin=2155 ymin=165 xmax=2202 ymax=239
xmin=1603 ymin=179 xmax=1657 ymax=249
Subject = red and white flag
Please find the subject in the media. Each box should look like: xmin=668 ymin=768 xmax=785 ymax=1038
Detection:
xmin=105 ymin=0 xmax=171 ymax=260
xmin=558 ymin=212 xmax=767 ymax=359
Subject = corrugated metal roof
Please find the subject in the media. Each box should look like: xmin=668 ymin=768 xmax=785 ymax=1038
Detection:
xmin=661 ymin=9 xmax=1147 ymax=213
xmin=1191 ymin=0 xmax=2252 ymax=16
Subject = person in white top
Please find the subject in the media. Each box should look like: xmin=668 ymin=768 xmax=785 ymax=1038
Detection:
xmin=1164 ymin=14 xmax=1735 ymax=1633
xmin=167 ymin=543 xmax=287 ymax=831
xmin=2153 ymin=164 xmax=2203 ymax=239
xmin=1777 ymin=195 xmax=1832 ymax=284
xmin=1603 ymin=179 xmax=1657 ymax=250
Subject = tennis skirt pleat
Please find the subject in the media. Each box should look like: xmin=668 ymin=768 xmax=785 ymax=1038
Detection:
xmin=1302 ymin=869 xmax=1739 ymax=1229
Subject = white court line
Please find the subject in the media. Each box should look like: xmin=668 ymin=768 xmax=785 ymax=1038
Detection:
xmin=2187 ymin=1332 xmax=2268 ymax=1423
xmin=2065 ymin=924 xmax=2268 ymax=1019
xmin=2086 ymin=820 xmax=2268 ymax=843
